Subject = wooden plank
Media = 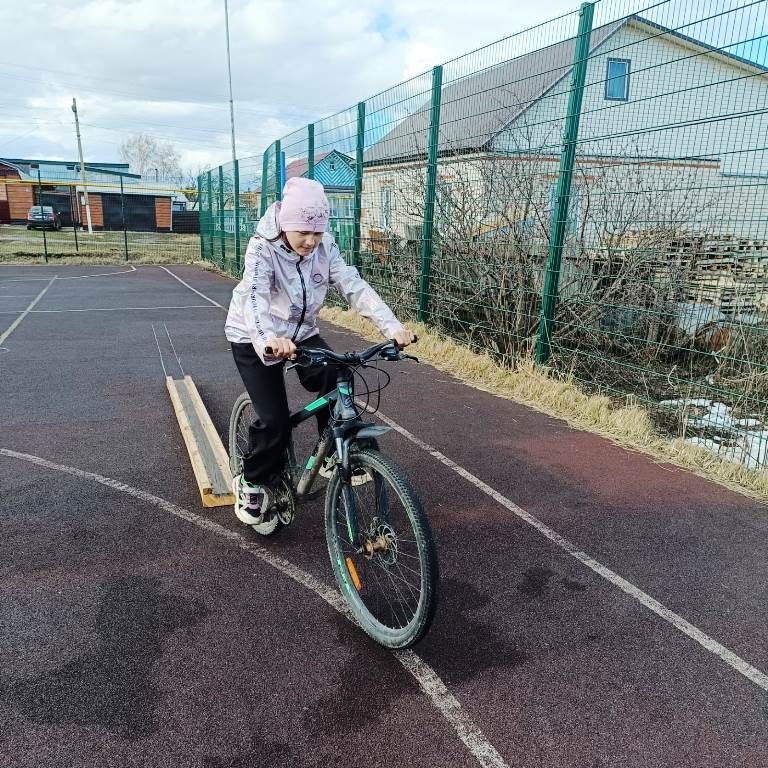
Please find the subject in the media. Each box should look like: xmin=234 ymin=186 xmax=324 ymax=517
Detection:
xmin=166 ymin=376 xmax=235 ymax=508
xmin=166 ymin=376 xmax=215 ymax=501
xmin=182 ymin=376 xmax=234 ymax=488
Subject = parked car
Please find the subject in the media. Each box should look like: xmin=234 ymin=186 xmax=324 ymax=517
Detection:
xmin=26 ymin=206 xmax=62 ymax=231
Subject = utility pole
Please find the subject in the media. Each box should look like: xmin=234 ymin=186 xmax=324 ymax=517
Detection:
xmin=71 ymin=97 xmax=93 ymax=234
xmin=223 ymin=0 xmax=237 ymax=164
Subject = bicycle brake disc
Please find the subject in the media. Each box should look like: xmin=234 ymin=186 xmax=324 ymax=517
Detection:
xmin=273 ymin=479 xmax=296 ymax=525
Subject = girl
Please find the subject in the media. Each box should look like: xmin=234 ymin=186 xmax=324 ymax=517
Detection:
xmin=225 ymin=177 xmax=412 ymax=527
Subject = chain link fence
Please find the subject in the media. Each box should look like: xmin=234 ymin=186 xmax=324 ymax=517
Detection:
xmin=0 ymin=161 xmax=199 ymax=263
xmin=200 ymin=0 xmax=768 ymax=470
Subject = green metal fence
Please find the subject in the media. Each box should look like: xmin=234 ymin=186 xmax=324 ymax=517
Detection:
xmin=199 ymin=0 xmax=768 ymax=471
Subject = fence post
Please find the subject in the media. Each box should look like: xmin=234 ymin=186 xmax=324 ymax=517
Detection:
xmin=535 ymin=1 xmax=594 ymax=364
xmin=418 ymin=65 xmax=444 ymax=324
xmin=234 ymin=158 xmax=241 ymax=275
xmin=71 ymin=185 xmax=79 ymax=252
xmin=260 ymin=150 xmax=269 ymax=216
xmin=352 ymin=101 xmax=366 ymax=269
xmin=275 ymin=140 xmax=282 ymax=201
xmin=207 ymin=170 xmax=214 ymax=262
xmin=307 ymin=124 xmax=315 ymax=180
xmin=218 ymin=165 xmax=226 ymax=268
xmin=197 ymin=174 xmax=202 ymax=259
xmin=120 ymin=175 xmax=128 ymax=260
xmin=36 ymin=169 xmax=48 ymax=263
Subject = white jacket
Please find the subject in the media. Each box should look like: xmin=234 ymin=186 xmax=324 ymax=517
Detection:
xmin=225 ymin=202 xmax=405 ymax=364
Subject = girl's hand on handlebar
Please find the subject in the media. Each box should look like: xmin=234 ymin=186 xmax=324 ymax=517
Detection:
xmin=265 ymin=337 xmax=297 ymax=360
xmin=392 ymin=328 xmax=415 ymax=349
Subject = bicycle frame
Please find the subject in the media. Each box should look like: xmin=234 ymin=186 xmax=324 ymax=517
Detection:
xmin=285 ymin=366 xmax=391 ymax=548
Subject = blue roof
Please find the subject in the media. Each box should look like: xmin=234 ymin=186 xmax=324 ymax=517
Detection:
xmin=284 ymin=150 xmax=354 ymax=190
xmin=0 ymin=158 xmax=141 ymax=185
xmin=313 ymin=151 xmax=355 ymax=189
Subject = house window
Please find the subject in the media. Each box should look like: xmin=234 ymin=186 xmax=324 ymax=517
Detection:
xmin=329 ymin=194 xmax=353 ymax=219
xmin=381 ymin=187 xmax=393 ymax=230
xmin=329 ymin=159 xmax=336 ymax=171
xmin=605 ymin=58 xmax=630 ymax=101
xmin=549 ymin=182 xmax=582 ymax=233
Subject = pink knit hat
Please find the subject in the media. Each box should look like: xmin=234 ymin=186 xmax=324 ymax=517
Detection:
xmin=278 ymin=177 xmax=330 ymax=233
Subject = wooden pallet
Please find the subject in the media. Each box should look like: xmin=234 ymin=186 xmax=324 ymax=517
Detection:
xmin=166 ymin=376 xmax=235 ymax=508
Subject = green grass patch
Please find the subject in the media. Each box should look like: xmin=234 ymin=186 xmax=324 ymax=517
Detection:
xmin=0 ymin=225 xmax=199 ymax=264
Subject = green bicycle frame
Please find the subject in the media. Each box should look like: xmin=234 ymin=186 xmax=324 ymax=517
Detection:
xmin=287 ymin=367 xmax=390 ymax=549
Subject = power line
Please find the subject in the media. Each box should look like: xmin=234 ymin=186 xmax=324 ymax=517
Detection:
xmin=0 ymin=68 xmax=322 ymax=121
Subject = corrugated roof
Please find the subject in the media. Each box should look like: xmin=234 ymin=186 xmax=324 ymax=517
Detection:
xmin=363 ymin=19 xmax=623 ymax=165
xmin=1 ymin=158 xmax=142 ymax=185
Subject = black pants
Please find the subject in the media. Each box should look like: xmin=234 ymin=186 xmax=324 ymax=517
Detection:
xmin=231 ymin=335 xmax=338 ymax=485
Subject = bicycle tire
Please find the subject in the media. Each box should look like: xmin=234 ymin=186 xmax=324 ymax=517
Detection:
xmin=228 ymin=392 xmax=282 ymax=536
xmin=324 ymin=449 xmax=438 ymax=648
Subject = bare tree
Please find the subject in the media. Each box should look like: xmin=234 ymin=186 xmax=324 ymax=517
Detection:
xmin=362 ymin=115 xmax=721 ymax=397
xmin=119 ymin=134 xmax=182 ymax=184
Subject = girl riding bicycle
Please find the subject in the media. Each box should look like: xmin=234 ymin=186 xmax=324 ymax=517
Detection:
xmin=225 ymin=177 xmax=412 ymax=526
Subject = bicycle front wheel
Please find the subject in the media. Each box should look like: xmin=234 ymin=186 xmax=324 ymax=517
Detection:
xmin=325 ymin=449 xmax=438 ymax=648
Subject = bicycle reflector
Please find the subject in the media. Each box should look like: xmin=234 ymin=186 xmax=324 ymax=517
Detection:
xmin=345 ymin=557 xmax=362 ymax=591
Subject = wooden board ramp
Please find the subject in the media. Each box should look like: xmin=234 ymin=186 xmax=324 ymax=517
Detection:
xmin=166 ymin=376 xmax=235 ymax=508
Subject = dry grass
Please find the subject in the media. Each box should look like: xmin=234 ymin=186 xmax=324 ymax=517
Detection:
xmin=320 ymin=306 xmax=768 ymax=502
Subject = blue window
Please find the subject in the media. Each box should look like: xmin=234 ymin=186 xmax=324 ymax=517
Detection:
xmin=605 ymin=58 xmax=630 ymax=101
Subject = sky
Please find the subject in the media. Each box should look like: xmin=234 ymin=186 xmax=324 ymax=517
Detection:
xmin=0 ymin=0 xmax=763 ymax=177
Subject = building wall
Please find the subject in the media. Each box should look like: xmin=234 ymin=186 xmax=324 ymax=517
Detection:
xmin=363 ymin=150 xmax=768 ymax=244
xmin=7 ymin=182 xmax=34 ymax=220
xmin=80 ymin=194 xmax=104 ymax=228
xmin=0 ymin=182 xmax=9 ymax=222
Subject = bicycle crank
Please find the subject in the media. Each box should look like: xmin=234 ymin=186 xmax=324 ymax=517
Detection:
xmin=272 ymin=479 xmax=296 ymax=525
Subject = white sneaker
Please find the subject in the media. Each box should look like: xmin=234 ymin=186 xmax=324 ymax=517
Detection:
xmin=232 ymin=474 xmax=270 ymax=525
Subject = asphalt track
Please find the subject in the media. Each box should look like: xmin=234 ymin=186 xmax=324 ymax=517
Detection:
xmin=1 ymin=263 xmax=767 ymax=768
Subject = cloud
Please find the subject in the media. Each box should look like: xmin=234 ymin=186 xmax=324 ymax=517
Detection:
xmin=0 ymin=0 xmax=744 ymax=175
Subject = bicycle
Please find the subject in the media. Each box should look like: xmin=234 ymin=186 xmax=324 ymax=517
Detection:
xmin=228 ymin=338 xmax=439 ymax=648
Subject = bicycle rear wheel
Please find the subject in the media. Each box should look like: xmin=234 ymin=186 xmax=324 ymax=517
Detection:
xmin=228 ymin=392 xmax=282 ymax=536
xmin=324 ymin=449 xmax=438 ymax=648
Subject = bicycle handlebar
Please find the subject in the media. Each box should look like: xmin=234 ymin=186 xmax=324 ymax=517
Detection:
xmin=264 ymin=335 xmax=418 ymax=365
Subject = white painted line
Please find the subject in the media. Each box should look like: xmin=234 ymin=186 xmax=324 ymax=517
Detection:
xmin=158 ymin=266 xmax=226 ymax=309
xmin=0 ymin=277 xmax=56 ymax=346
xmin=369 ymin=407 xmax=768 ymax=693
xmin=151 ymin=324 xmax=168 ymax=377
xmin=0 ymin=447 xmax=509 ymax=768
xmin=0 ymin=304 xmax=219 ymax=315
xmin=55 ymin=266 xmax=138 ymax=280
xmin=0 ymin=266 xmax=137 ymax=282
